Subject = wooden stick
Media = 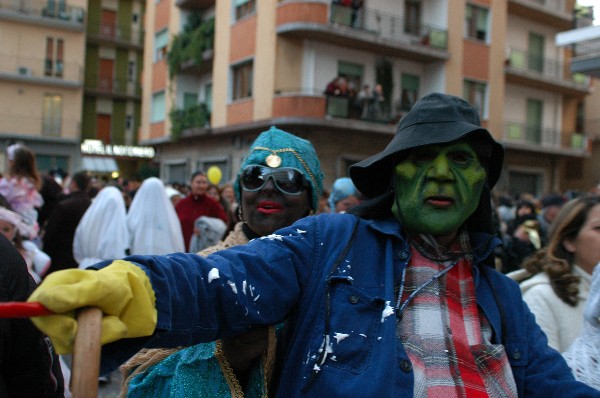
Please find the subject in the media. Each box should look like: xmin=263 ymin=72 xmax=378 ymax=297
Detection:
xmin=71 ymin=307 xmax=103 ymax=398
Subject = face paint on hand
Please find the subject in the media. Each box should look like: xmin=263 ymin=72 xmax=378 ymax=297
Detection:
xmin=391 ymin=141 xmax=486 ymax=241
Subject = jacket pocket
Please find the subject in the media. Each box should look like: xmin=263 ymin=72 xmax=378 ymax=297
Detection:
xmin=322 ymin=282 xmax=386 ymax=374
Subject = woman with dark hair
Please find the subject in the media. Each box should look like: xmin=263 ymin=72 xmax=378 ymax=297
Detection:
xmin=510 ymin=195 xmax=600 ymax=352
xmin=175 ymin=171 xmax=228 ymax=252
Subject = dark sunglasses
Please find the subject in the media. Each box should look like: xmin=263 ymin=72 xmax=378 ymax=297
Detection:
xmin=240 ymin=165 xmax=307 ymax=195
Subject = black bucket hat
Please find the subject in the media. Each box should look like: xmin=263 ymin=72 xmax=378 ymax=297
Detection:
xmin=350 ymin=92 xmax=504 ymax=198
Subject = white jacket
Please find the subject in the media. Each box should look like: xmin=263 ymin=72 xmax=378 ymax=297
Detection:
xmin=514 ymin=266 xmax=591 ymax=352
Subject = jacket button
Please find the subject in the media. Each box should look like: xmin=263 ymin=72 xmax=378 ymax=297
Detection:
xmin=348 ymin=295 xmax=359 ymax=304
xmin=397 ymin=250 xmax=409 ymax=261
xmin=400 ymin=359 xmax=412 ymax=372
xmin=512 ymin=351 xmax=521 ymax=360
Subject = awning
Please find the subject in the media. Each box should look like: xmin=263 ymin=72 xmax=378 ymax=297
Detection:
xmin=81 ymin=156 xmax=119 ymax=173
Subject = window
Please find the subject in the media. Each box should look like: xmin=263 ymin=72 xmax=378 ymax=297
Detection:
xmin=465 ymin=4 xmax=489 ymax=41
xmin=526 ymin=98 xmax=543 ymax=143
xmin=528 ymin=33 xmax=545 ymax=73
xmin=125 ymin=115 xmax=133 ymax=131
xmin=45 ymin=37 xmax=64 ymax=77
xmin=42 ymin=94 xmax=62 ymax=136
xmin=576 ymin=101 xmax=585 ymax=133
xmin=404 ymin=0 xmax=421 ymax=35
xmin=235 ymin=0 xmax=256 ymax=20
xmin=128 ymin=61 xmax=136 ymax=83
xmin=462 ymin=80 xmax=487 ymax=117
xmin=35 ymin=155 xmax=68 ymax=174
xmin=183 ymin=93 xmax=198 ymax=109
xmin=232 ymin=61 xmax=253 ymax=100
xmin=205 ymin=83 xmax=213 ymax=114
xmin=508 ymin=171 xmax=543 ymax=198
xmin=151 ymin=91 xmax=166 ymax=123
xmin=400 ymin=74 xmax=420 ymax=112
xmin=154 ymin=29 xmax=168 ymax=62
xmin=167 ymin=163 xmax=187 ymax=185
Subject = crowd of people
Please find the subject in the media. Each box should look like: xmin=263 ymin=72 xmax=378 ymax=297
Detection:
xmin=1 ymin=93 xmax=600 ymax=396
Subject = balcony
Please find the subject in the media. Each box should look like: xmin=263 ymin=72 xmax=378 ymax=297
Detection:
xmin=170 ymin=103 xmax=210 ymax=140
xmin=0 ymin=53 xmax=82 ymax=87
xmin=570 ymin=38 xmax=600 ymax=78
xmin=276 ymin=1 xmax=449 ymax=63
xmin=84 ymin=76 xmax=142 ymax=100
xmin=0 ymin=109 xmax=80 ymax=138
xmin=272 ymin=86 xmax=410 ymax=126
xmin=169 ymin=18 xmax=214 ymax=78
xmin=503 ymin=121 xmax=588 ymax=156
xmin=0 ymin=0 xmax=85 ymax=30
xmin=175 ymin=0 xmax=215 ymax=11
xmin=505 ymin=47 xmax=590 ymax=95
xmin=507 ymin=0 xmax=573 ymax=30
xmin=87 ymin=25 xmax=144 ymax=50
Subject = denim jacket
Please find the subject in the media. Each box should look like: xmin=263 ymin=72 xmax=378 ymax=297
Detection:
xmin=101 ymin=213 xmax=600 ymax=397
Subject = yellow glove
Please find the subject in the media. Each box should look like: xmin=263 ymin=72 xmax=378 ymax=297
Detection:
xmin=28 ymin=260 xmax=157 ymax=354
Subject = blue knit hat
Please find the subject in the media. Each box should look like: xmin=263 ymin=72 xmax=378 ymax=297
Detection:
xmin=233 ymin=126 xmax=324 ymax=210
xmin=328 ymin=177 xmax=358 ymax=212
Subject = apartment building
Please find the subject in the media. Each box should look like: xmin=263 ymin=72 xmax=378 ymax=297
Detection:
xmin=0 ymin=0 xmax=87 ymax=174
xmin=141 ymin=0 xmax=594 ymax=196
xmin=557 ymin=10 xmax=600 ymax=193
xmin=82 ymin=0 xmax=147 ymax=178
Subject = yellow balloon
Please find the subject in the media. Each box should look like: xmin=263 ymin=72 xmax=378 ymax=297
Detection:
xmin=207 ymin=166 xmax=222 ymax=185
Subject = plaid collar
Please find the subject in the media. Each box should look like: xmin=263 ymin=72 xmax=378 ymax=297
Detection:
xmin=409 ymin=229 xmax=473 ymax=263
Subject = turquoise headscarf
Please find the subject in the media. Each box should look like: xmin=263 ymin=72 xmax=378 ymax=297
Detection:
xmin=233 ymin=126 xmax=324 ymax=210
xmin=328 ymin=177 xmax=358 ymax=212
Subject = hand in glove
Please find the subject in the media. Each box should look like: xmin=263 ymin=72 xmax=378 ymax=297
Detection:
xmin=28 ymin=260 xmax=157 ymax=355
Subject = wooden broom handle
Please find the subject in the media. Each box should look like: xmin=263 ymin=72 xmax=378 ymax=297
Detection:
xmin=71 ymin=307 xmax=103 ymax=398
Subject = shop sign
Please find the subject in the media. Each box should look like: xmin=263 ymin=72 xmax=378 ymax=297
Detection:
xmin=80 ymin=139 xmax=155 ymax=158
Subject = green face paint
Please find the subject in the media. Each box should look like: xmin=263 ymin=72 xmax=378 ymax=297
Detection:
xmin=391 ymin=141 xmax=486 ymax=238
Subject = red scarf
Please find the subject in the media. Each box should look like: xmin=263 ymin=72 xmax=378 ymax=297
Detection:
xmin=397 ymin=234 xmax=517 ymax=397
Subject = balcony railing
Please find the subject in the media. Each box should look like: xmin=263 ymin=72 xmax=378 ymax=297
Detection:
xmin=274 ymin=86 xmax=407 ymax=125
xmin=175 ymin=0 xmax=215 ymax=11
xmin=572 ymin=39 xmax=600 ymax=58
xmin=0 ymin=53 xmax=82 ymax=83
xmin=330 ymin=3 xmax=448 ymax=50
xmin=87 ymin=24 xmax=144 ymax=47
xmin=504 ymin=120 xmax=566 ymax=149
xmin=512 ymin=0 xmax=567 ymax=14
xmin=169 ymin=103 xmax=210 ymax=140
xmin=505 ymin=47 xmax=589 ymax=86
xmin=0 ymin=110 xmax=80 ymax=138
xmin=168 ymin=18 xmax=215 ymax=77
xmin=85 ymin=77 xmax=141 ymax=98
xmin=0 ymin=0 xmax=85 ymax=26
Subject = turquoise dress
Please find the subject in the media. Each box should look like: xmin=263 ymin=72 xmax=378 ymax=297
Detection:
xmin=126 ymin=340 xmax=270 ymax=397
